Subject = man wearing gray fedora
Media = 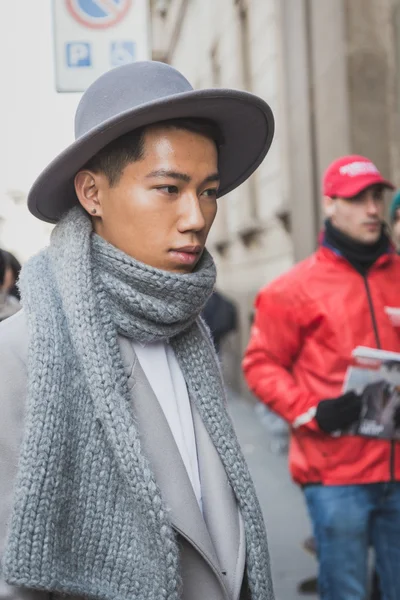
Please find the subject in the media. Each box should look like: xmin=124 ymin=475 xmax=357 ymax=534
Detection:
xmin=0 ymin=61 xmax=275 ymax=600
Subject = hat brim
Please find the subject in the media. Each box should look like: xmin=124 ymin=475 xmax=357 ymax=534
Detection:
xmin=28 ymin=88 xmax=274 ymax=223
xmin=335 ymin=175 xmax=395 ymax=199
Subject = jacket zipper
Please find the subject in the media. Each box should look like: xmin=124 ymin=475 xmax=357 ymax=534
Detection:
xmin=363 ymin=275 xmax=396 ymax=481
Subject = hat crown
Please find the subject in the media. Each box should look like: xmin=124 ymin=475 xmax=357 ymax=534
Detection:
xmin=74 ymin=61 xmax=193 ymax=139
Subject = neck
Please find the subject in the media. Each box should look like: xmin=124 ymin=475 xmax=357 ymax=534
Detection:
xmin=324 ymin=219 xmax=389 ymax=275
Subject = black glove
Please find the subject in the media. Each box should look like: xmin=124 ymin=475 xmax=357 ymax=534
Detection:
xmin=315 ymin=391 xmax=362 ymax=434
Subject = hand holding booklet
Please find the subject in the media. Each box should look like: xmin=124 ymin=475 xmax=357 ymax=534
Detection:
xmin=342 ymin=346 xmax=400 ymax=440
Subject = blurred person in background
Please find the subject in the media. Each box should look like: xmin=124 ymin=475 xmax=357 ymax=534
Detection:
xmin=243 ymin=155 xmax=400 ymax=600
xmin=0 ymin=250 xmax=20 ymax=321
xmin=0 ymin=250 xmax=4 ymax=288
xmin=3 ymin=251 xmax=22 ymax=301
xmin=202 ymin=289 xmax=237 ymax=354
xmin=389 ymin=190 xmax=400 ymax=251
xmin=0 ymin=61 xmax=275 ymax=600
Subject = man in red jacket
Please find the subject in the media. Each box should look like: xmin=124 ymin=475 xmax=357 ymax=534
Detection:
xmin=243 ymin=155 xmax=400 ymax=600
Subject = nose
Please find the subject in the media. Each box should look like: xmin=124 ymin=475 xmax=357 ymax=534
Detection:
xmin=177 ymin=192 xmax=207 ymax=233
xmin=365 ymin=197 xmax=379 ymax=215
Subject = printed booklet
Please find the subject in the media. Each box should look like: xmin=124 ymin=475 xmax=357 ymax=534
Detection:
xmin=342 ymin=346 xmax=400 ymax=440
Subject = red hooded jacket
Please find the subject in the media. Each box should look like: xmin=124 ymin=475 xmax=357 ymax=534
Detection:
xmin=243 ymin=245 xmax=400 ymax=485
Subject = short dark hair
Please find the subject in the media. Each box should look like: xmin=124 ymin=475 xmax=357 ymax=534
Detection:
xmin=82 ymin=117 xmax=224 ymax=187
xmin=0 ymin=251 xmax=5 ymax=287
xmin=3 ymin=251 xmax=21 ymax=300
xmin=3 ymin=251 xmax=21 ymax=280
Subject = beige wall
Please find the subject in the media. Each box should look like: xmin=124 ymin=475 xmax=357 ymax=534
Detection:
xmin=391 ymin=0 xmax=400 ymax=184
xmin=344 ymin=0 xmax=392 ymax=176
xmin=151 ymin=0 xmax=294 ymax=393
xmin=311 ymin=0 xmax=351 ymax=193
xmin=283 ymin=0 xmax=400 ymax=239
xmin=150 ymin=0 xmax=400 ymax=392
xmin=280 ymin=0 xmax=320 ymax=259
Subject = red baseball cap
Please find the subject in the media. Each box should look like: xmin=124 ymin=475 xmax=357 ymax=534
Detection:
xmin=323 ymin=155 xmax=394 ymax=198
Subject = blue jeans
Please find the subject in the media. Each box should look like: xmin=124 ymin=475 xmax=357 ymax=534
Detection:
xmin=304 ymin=483 xmax=400 ymax=600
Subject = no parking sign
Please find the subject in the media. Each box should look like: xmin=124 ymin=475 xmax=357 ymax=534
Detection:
xmin=66 ymin=0 xmax=132 ymax=29
xmin=52 ymin=0 xmax=150 ymax=92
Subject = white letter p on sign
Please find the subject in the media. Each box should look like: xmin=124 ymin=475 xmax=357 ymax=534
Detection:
xmin=67 ymin=43 xmax=91 ymax=67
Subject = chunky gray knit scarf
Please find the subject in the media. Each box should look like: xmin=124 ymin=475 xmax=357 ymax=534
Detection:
xmin=4 ymin=207 xmax=273 ymax=600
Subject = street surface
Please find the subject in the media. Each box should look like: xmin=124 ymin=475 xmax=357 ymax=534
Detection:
xmin=228 ymin=392 xmax=317 ymax=600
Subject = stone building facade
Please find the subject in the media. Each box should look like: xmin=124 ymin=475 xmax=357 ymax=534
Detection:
xmin=151 ymin=0 xmax=400 ymax=392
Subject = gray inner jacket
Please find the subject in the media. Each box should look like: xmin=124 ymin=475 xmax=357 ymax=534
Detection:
xmin=0 ymin=311 xmax=251 ymax=600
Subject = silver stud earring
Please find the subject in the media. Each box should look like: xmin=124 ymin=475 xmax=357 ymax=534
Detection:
xmin=91 ymin=208 xmax=97 ymax=215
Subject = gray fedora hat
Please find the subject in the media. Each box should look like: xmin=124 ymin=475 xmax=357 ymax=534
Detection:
xmin=28 ymin=61 xmax=274 ymax=223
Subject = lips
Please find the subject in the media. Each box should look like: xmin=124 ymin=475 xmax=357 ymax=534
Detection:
xmin=169 ymin=246 xmax=202 ymax=266
xmin=172 ymin=246 xmax=202 ymax=254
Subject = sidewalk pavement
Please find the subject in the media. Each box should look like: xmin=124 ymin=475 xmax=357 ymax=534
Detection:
xmin=228 ymin=390 xmax=317 ymax=600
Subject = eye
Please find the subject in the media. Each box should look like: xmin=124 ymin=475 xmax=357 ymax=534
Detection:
xmin=156 ymin=185 xmax=179 ymax=194
xmin=202 ymin=188 xmax=218 ymax=199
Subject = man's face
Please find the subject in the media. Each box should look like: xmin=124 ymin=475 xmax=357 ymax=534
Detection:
xmin=76 ymin=126 xmax=219 ymax=273
xmin=324 ymin=184 xmax=386 ymax=244
xmin=393 ymin=208 xmax=400 ymax=249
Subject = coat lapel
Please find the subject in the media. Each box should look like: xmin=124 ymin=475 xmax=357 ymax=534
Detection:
xmin=192 ymin=403 xmax=246 ymax=600
xmin=117 ymin=336 xmax=222 ymax=577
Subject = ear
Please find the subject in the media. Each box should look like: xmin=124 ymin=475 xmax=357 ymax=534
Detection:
xmin=323 ymin=195 xmax=336 ymax=218
xmin=74 ymin=170 xmax=104 ymax=217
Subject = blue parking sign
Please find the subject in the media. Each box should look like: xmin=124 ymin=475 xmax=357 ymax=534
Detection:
xmin=110 ymin=41 xmax=135 ymax=67
xmin=66 ymin=42 xmax=92 ymax=67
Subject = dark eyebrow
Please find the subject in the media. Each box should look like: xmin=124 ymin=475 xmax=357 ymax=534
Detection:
xmin=145 ymin=169 xmax=220 ymax=186
xmin=145 ymin=169 xmax=191 ymax=182
xmin=203 ymin=173 xmax=220 ymax=184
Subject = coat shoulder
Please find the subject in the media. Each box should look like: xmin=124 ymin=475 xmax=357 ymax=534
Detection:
xmin=0 ymin=310 xmax=28 ymax=367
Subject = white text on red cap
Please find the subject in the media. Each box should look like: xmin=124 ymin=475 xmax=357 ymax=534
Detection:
xmin=339 ymin=161 xmax=379 ymax=177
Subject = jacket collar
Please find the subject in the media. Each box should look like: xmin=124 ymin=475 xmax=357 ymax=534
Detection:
xmin=318 ymin=230 xmax=395 ymax=271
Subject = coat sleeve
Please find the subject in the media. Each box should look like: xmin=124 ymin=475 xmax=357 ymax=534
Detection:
xmin=242 ymin=288 xmax=321 ymax=431
xmin=0 ymin=313 xmax=50 ymax=600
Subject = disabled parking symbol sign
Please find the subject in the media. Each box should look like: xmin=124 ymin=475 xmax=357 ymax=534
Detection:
xmin=110 ymin=41 xmax=136 ymax=66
